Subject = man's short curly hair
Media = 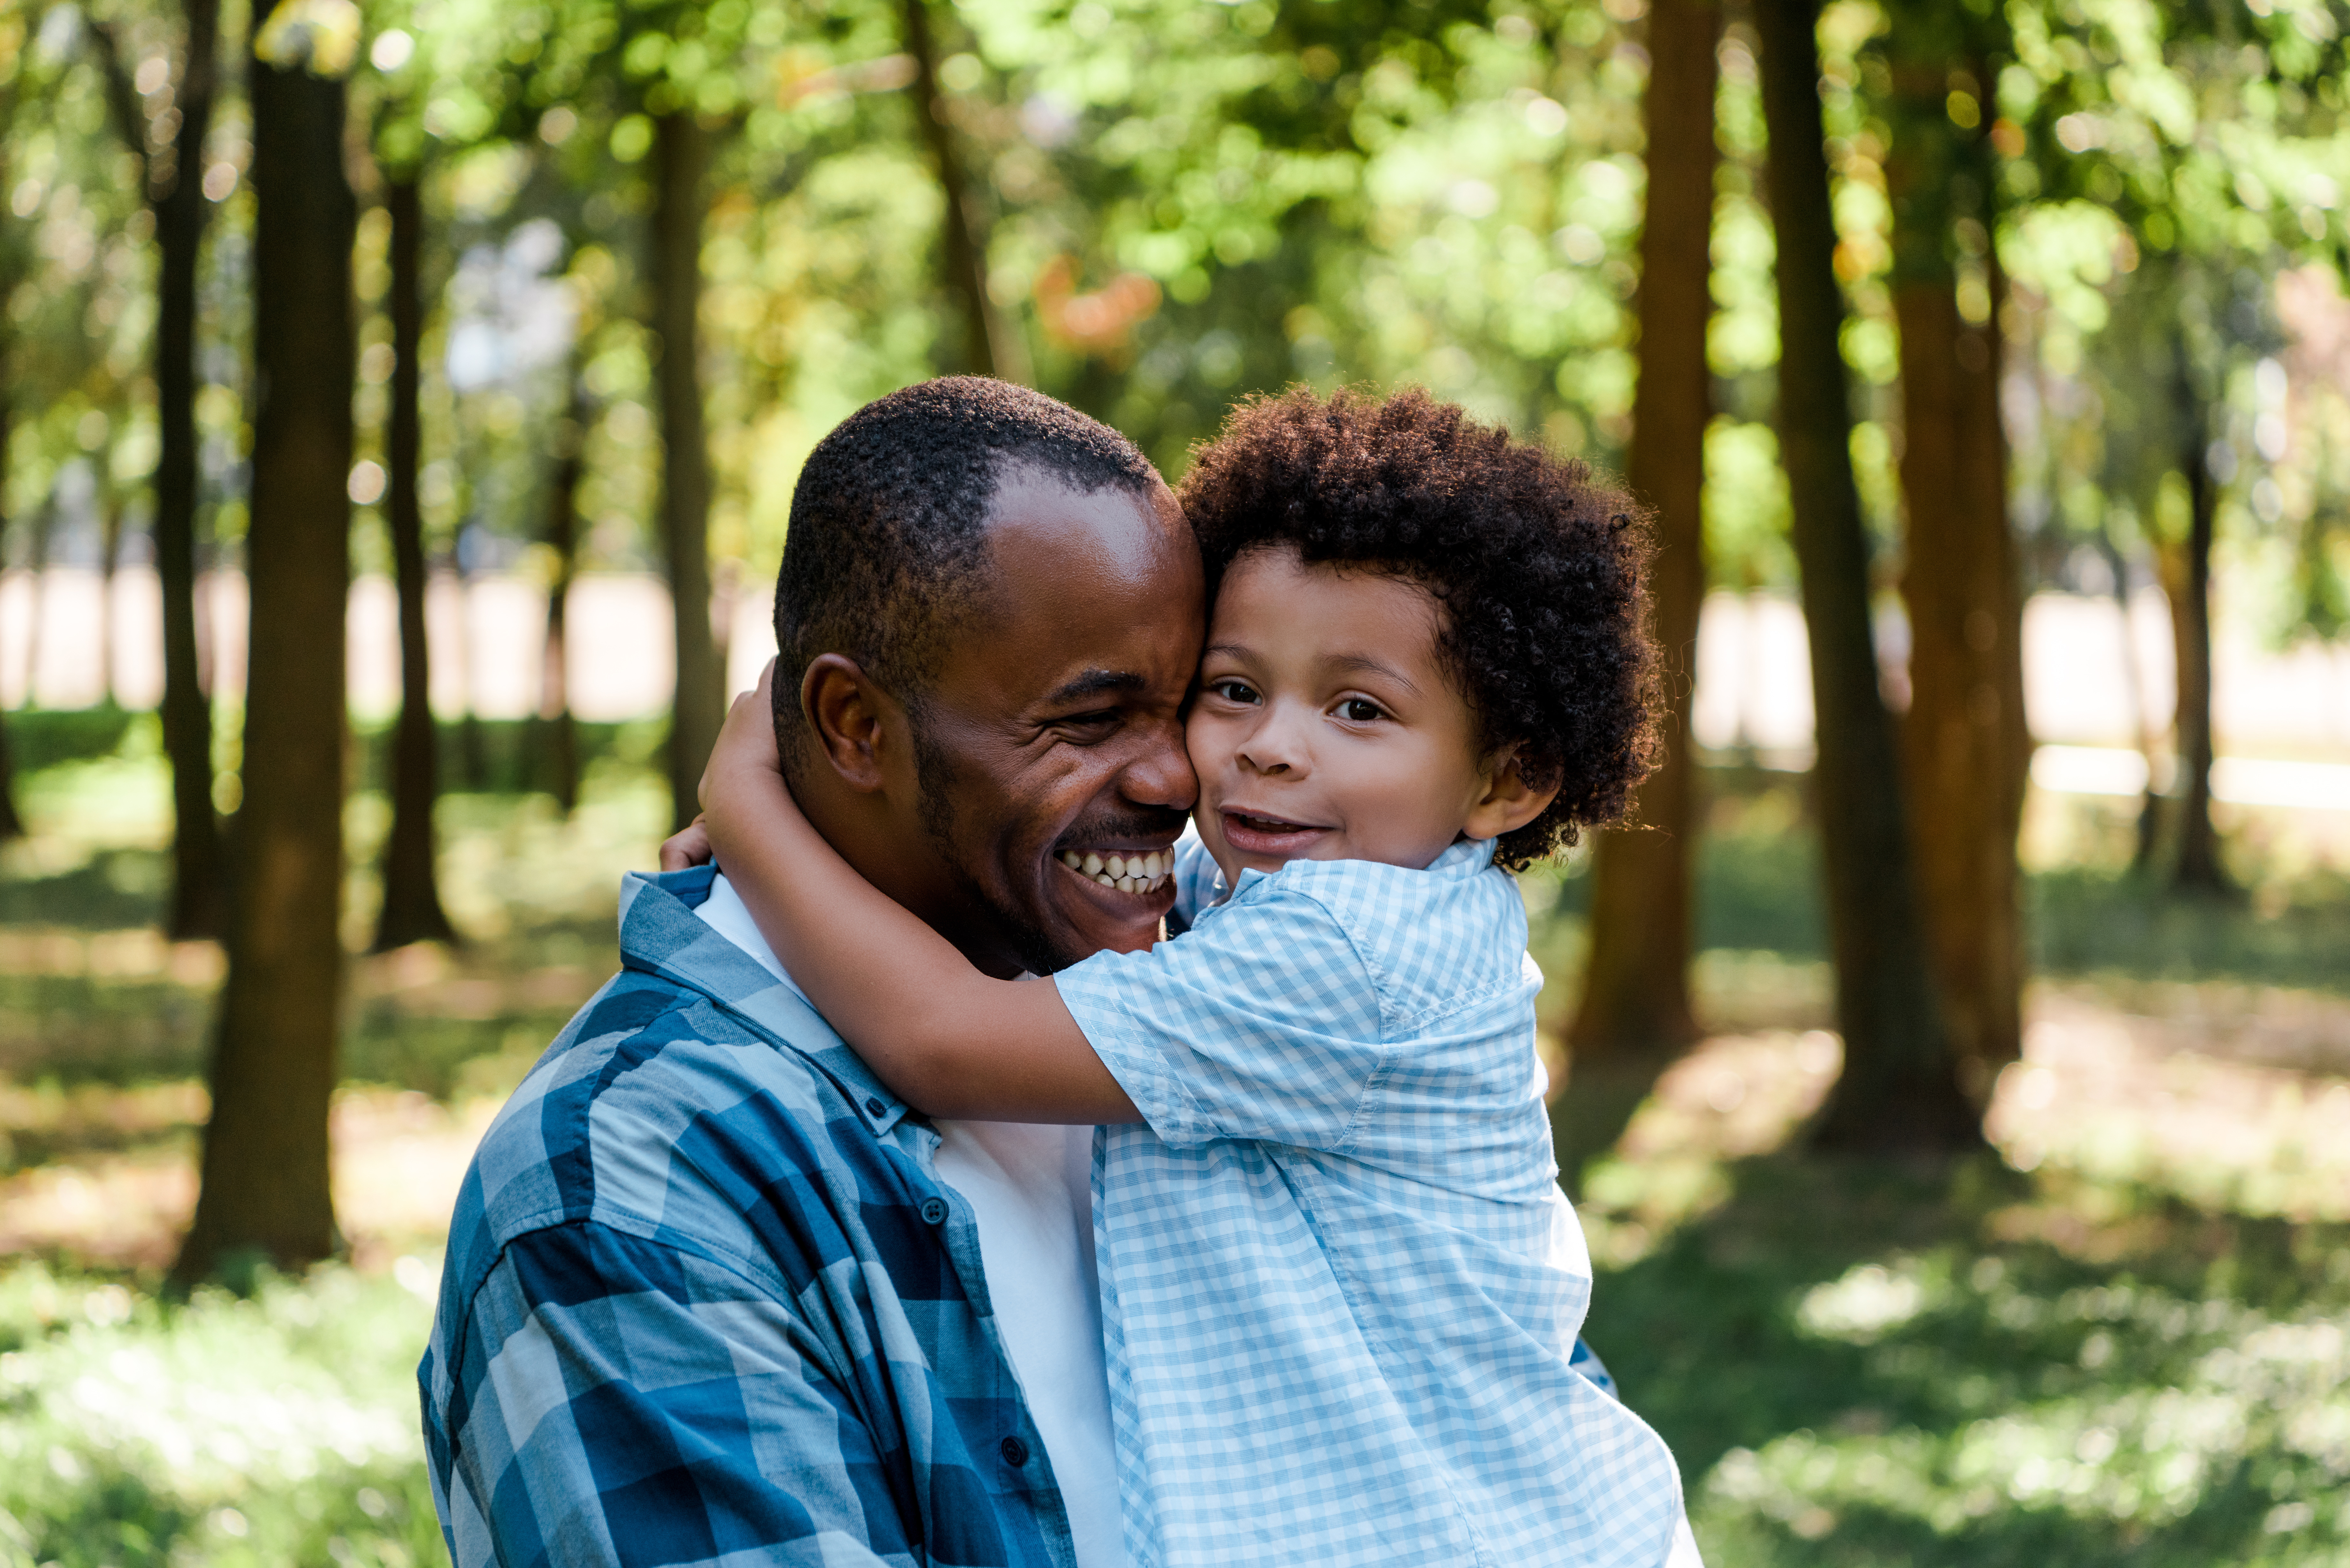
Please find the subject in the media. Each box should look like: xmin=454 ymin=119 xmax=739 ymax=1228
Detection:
xmin=1176 ymin=386 xmax=1659 ymax=871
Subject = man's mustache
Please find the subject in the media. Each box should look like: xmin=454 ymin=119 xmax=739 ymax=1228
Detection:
xmin=1058 ymin=805 xmax=1192 ymax=848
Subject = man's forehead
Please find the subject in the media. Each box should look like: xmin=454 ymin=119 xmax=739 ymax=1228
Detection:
xmin=981 ymin=469 xmax=1185 ymax=577
xmin=936 ymin=536 xmax=1199 ymax=713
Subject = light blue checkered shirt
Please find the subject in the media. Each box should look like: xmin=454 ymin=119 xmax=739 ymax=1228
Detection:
xmin=1056 ymin=837 xmax=1683 ymax=1568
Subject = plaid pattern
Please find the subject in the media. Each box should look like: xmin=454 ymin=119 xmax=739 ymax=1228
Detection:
xmin=420 ymin=865 xmax=1078 ymax=1568
xmin=1057 ymin=839 xmax=1683 ymax=1568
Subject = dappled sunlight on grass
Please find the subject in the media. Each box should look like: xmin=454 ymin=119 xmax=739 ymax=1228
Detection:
xmin=1550 ymin=954 xmax=2350 ymax=1564
xmin=0 ymin=753 xmax=651 ymax=1105
xmin=341 ymin=763 xmax=669 ymax=950
xmin=332 ymin=1095 xmax=506 ymax=1272
xmin=0 ymin=740 xmax=2340 ymax=1564
xmin=1990 ymin=998 xmax=2350 ymax=1222
xmin=9 ymin=753 xmax=175 ymax=859
xmin=0 ymin=1263 xmax=443 ymax=1568
xmin=1672 ymin=1219 xmax=2350 ymax=1565
xmin=0 ymin=1089 xmax=506 ymax=1273
xmin=1574 ymin=1029 xmax=1843 ymax=1268
xmin=1570 ymin=1015 xmax=2350 ymax=1566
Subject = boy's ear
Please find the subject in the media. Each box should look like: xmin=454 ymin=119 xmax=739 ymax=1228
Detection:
xmin=801 ymin=654 xmax=906 ymax=795
xmin=1462 ymin=746 xmax=1560 ymax=843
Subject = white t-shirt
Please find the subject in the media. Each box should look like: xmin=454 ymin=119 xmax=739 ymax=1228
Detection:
xmin=694 ymin=874 xmax=1127 ymax=1568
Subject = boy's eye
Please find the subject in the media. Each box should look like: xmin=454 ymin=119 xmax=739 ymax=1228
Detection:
xmin=1209 ymin=679 xmax=1260 ymax=705
xmin=1338 ymin=698 xmax=1383 ymax=723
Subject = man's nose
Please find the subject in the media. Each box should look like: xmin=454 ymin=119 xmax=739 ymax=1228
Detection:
xmin=1121 ymin=712 xmax=1198 ymax=810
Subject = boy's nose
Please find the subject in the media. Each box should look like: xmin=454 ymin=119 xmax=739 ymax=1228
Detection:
xmin=1237 ymin=707 xmax=1310 ymax=776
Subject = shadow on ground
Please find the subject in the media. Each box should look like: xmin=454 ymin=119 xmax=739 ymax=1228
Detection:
xmin=1594 ymin=1152 xmax=2350 ymax=1566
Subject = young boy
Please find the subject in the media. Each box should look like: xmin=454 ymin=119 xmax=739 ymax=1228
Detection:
xmin=700 ymin=388 xmax=1685 ymax=1567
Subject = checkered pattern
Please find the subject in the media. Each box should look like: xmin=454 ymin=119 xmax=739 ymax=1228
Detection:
xmin=1057 ymin=839 xmax=1684 ymax=1568
xmin=420 ymin=865 xmax=1079 ymax=1568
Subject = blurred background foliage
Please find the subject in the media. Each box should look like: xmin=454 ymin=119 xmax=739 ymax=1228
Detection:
xmin=0 ymin=0 xmax=2347 ymax=1559
xmin=4 ymin=0 xmax=2345 ymax=630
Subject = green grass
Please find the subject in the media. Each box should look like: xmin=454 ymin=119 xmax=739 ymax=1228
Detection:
xmin=0 ymin=718 xmax=2344 ymax=1564
xmin=1594 ymin=1157 xmax=2350 ymax=1565
xmin=0 ymin=1263 xmax=443 ymax=1568
xmin=4 ymin=1163 xmax=2338 ymax=1567
xmin=2029 ymin=864 xmax=2350 ymax=993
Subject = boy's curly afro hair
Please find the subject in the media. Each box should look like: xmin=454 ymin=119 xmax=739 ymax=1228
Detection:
xmin=1176 ymin=386 xmax=1659 ymax=871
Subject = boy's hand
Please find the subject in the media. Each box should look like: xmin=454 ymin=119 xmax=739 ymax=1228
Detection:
xmin=700 ymin=659 xmax=785 ymax=806
xmin=659 ymin=816 xmax=713 ymax=871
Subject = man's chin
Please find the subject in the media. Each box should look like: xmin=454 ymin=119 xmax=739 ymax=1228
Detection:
xmin=949 ymin=861 xmax=1171 ymax=976
xmin=1041 ymin=871 xmax=1174 ymax=962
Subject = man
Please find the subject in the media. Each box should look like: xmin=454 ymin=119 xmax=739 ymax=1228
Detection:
xmin=421 ymin=377 xmax=1688 ymax=1568
xmin=421 ymin=378 xmax=1197 ymax=1567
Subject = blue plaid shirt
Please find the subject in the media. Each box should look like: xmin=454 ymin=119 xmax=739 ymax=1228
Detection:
xmin=419 ymin=865 xmax=1081 ymax=1568
xmin=1058 ymin=838 xmax=1683 ymax=1568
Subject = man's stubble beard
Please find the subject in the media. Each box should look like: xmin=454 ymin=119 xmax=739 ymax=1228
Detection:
xmin=911 ymin=712 xmax=1190 ymax=977
xmin=912 ymin=715 xmax=1088 ymax=977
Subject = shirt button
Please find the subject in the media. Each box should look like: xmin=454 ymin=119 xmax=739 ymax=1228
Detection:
xmin=920 ymin=1197 xmax=949 ymax=1225
xmin=864 ymin=1096 xmax=885 ymax=1117
xmin=1000 ymin=1436 xmax=1029 ymax=1468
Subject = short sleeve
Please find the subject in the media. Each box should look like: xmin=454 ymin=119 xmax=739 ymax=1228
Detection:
xmin=1055 ymin=881 xmax=1386 ymax=1151
xmin=1167 ymin=832 xmax=1221 ymax=928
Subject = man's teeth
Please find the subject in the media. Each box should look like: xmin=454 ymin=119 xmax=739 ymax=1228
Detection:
xmin=1059 ymin=849 xmax=1171 ymax=893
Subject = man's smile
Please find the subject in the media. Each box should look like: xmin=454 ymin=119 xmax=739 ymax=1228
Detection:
xmin=1054 ymin=844 xmax=1178 ymax=895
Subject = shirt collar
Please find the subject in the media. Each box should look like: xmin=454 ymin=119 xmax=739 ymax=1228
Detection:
xmin=616 ymin=866 xmax=911 ymax=1137
xmin=1218 ymin=836 xmax=1498 ymax=902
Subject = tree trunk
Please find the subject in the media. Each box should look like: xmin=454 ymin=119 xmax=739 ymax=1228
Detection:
xmin=443 ymin=534 xmax=486 ymax=790
xmin=94 ymin=0 xmax=226 ymax=933
xmin=1883 ymin=21 xmax=2028 ymax=1099
xmin=537 ymin=375 xmax=586 ymax=815
xmin=158 ymin=0 xmax=226 ymax=939
xmin=1569 ymin=0 xmax=1720 ymax=1063
xmin=0 ymin=349 xmax=22 ymax=840
xmin=176 ymin=46 xmax=355 ymax=1284
xmin=2165 ymin=354 xmax=2227 ymax=894
xmin=1753 ymin=0 xmax=1978 ymax=1154
xmin=0 ymin=90 xmax=20 ymax=837
xmin=99 ymin=491 xmax=125 ymax=705
xmin=22 ymin=494 xmax=50 ymax=708
xmin=899 ymin=0 xmax=1022 ymax=381
xmin=373 ymin=177 xmax=454 ymax=952
xmin=651 ymin=112 xmax=722 ymax=834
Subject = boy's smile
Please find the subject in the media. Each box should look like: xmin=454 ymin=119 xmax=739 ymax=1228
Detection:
xmin=1188 ymin=544 xmax=1527 ymax=888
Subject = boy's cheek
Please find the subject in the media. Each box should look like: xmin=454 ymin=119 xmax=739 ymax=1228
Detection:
xmin=1181 ymin=710 xmax=1226 ymax=773
xmin=1188 ymin=810 xmax=1241 ymax=893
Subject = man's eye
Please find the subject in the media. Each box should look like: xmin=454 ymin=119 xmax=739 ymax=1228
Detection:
xmin=1338 ymin=698 xmax=1383 ymax=723
xmin=1058 ymin=709 xmax=1121 ymax=733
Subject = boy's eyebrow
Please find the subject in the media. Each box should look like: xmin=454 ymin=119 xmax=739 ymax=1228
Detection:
xmin=1327 ymin=652 xmax=1422 ymax=695
xmin=1043 ymin=668 xmax=1148 ymax=705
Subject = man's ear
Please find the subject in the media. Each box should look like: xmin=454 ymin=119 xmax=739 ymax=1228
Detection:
xmin=1461 ymin=746 xmax=1560 ymax=843
xmin=800 ymin=653 xmax=904 ymax=795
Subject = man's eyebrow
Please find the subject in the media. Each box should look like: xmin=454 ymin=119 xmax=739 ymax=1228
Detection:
xmin=1043 ymin=668 xmax=1149 ymax=706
